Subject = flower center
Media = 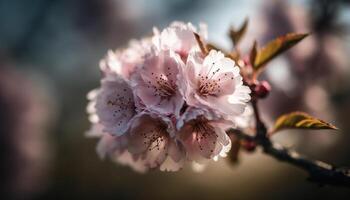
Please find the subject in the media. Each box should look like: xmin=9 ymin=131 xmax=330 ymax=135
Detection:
xmin=197 ymin=62 xmax=234 ymax=97
xmin=191 ymin=118 xmax=218 ymax=152
xmin=198 ymin=78 xmax=220 ymax=97
xmin=141 ymin=122 xmax=168 ymax=151
xmin=107 ymin=88 xmax=135 ymax=127
xmin=148 ymin=72 xmax=176 ymax=100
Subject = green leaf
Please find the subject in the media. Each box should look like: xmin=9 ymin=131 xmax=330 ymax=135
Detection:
xmin=254 ymin=33 xmax=309 ymax=71
xmin=229 ymin=18 xmax=249 ymax=46
xmin=271 ymin=111 xmax=338 ymax=134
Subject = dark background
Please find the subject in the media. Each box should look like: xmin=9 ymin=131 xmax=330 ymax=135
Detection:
xmin=1 ymin=0 xmax=350 ymax=199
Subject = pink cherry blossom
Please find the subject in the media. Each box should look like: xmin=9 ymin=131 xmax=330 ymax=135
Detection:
xmin=86 ymin=21 xmax=252 ymax=173
xmin=93 ymin=113 xmax=185 ymax=172
xmin=127 ymin=114 xmax=184 ymax=171
xmin=177 ymin=114 xmax=232 ymax=162
xmin=180 ymin=49 xmax=251 ymax=117
xmin=176 ymin=106 xmax=221 ymax=131
xmin=154 ymin=21 xmax=207 ymax=60
xmin=86 ymin=92 xmax=150 ymax=172
xmin=100 ymin=38 xmax=152 ymax=79
xmin=96 ymin=133 xmax=148 ymax=173
xmin=131 ymin=48 xmax=184 ymax=116
xmin=95 ymin=76 xmax=137 ymax=136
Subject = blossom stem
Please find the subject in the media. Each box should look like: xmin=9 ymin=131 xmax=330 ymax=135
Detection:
xmin=251 ymin=99 xmax=267 ymax=140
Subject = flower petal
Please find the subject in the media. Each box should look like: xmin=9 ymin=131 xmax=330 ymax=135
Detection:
xmin=178 ymin=118 xmax=229 ymax=161
xmin=100 ymin=38 xmax=152 ymax=79
xmin=95 ymin=76 xmax=136 ymax=136
xmin=132 ymin=49 xmax=184 ymax=116
xmin=111 ymin=150 xmax=148 ymax=173
xmin=181 ymin=49 xmax=251 ymax=118
xmin=127 ymin=114 xmax=177 ymax=168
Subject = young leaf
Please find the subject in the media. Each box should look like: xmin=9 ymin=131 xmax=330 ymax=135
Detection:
xmin=254 ymin=33 xmax=309 ymax=71
xmin=249 ymin=40 xmax=257 ymax=66
xmin=229 ymin=18 xmax=249 ymax=46
xmin=206 ymin=43 xmax=238 ymax=61
xmin=206 ymin=43 xmax=221 ymax=52
xmin=228 ymin=52 xmax=239 ymax=62
xmin=271 ymin=111 xmax=337 ymax=135
xmin=194 ymin=32 xmax=208 ymax=55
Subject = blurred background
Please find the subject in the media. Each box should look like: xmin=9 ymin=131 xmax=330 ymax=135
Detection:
xmin=1 ymin=0 xmax=350 ymax=199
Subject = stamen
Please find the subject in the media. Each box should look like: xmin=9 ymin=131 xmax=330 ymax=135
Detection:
xmin=107 ymin=89 xmax=135 ymax=126
xmin=197 ymin=62 xmax=234 ymax=97
xmin=191 ymin=118 xmax=217 ymax=153
xmin=140 ymin=122 xmax=168 ymax=151
xmin=147 ymin=72 xmax=177 ymax=101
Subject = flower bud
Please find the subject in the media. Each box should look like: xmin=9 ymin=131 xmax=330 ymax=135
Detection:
xmin=241 ymin=140 xmax=256 ymax=152
xmin=254 ymin=81 xmax=271 ymax=98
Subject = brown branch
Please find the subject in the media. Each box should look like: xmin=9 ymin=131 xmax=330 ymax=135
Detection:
xmin=227 ymin=94 xmax=350 ymax=187
xmin=227 ymin=128 xmax=350 ymax=187
xmin=262 ymin=140 xmax=350 ymax=187
xmin=251 ymin=99 xmax=267 ymax=140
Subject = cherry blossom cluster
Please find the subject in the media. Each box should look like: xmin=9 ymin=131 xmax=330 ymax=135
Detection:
xmin=86 ymin=22 xmax=251 ymax=172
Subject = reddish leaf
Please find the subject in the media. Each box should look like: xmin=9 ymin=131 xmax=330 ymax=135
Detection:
xmin=194 ymin=32 xmax=208 ymax=55
xmin=229 ymin=18 xmax=249 ymax=46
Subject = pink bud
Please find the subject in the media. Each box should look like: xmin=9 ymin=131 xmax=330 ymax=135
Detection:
xmin=254 ymin=81 xmax=271 ymax=98
xmin=241 ymin=140 xmax=256 ymax=152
